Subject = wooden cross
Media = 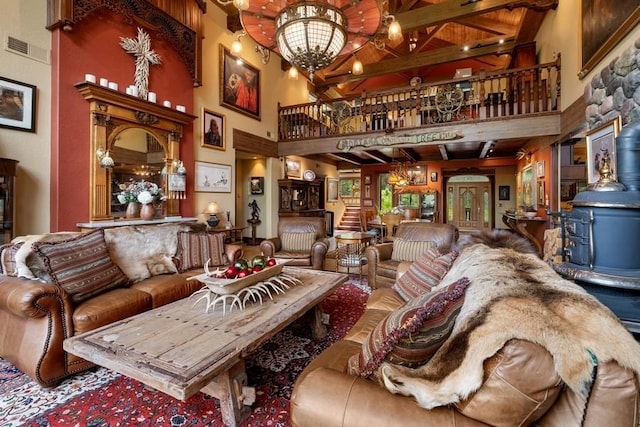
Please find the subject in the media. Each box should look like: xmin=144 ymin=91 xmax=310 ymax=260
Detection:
xmin=120 ymin=27 xmax=161 ymax=100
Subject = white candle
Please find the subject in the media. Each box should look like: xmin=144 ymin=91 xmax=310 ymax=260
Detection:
xmin=147 ymin=92 xmax=157 ymax=103
xmin=163 ymin=100 xmax=171 ymax=108
xmin=176 ymin=105 xmax=185 ymax=112
xmin=108 ymin=82 xmax=118 ymax=91
xmin=85 ymin=74 xmax=96 ymax=83
xmin=99 ymin=78 xmax=109 ymax=87
xmin=130 ymin=86 xmax=138 ymax=97
xmin=126 ymin=87 xmax=133 ymax=95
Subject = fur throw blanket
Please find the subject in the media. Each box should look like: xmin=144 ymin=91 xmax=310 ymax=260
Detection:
xmin=381 ymin=230 xmax=640 ymax=409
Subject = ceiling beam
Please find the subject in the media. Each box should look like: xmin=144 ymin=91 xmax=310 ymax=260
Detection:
xmin=321 ymin=37 xmax=515 ymax=86
xmin=361 ymin=150 xmax=393 ymax=163
xmin=479 ymin=140 xmax=495 ymax=158
xmin=438 ymin=144 xmax=449 ymax=160
xmin=325 ymin=152 xmax=364 ymax=165
xmin=394 ymin=0 xmax=558 ymax=34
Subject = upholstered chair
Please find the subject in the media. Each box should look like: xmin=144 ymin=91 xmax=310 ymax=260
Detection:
xmin=364 ymin=222 xmax=459 ymax=289
xmin=259 ymin=217 xmax=328 ymax=269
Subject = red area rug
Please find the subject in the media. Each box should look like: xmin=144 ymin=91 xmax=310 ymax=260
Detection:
xmin=0 ymin=280 xmax=369 ymax=427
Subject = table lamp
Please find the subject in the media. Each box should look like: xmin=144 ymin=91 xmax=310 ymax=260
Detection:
xmin=203 ymin=201 xmax=222 ymax=227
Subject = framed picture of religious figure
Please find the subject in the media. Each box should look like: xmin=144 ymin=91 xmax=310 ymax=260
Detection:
xmin=219 ymin=45 xmax=261 ymax=121
xmin=201 ymin=109 xmax=225 ymax=150
xmin=586 ymin=116 xmax=621 ymax=184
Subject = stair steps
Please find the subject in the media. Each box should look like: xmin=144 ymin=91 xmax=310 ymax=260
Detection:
xmin=336 ymin=206 xmax=361 ymax=232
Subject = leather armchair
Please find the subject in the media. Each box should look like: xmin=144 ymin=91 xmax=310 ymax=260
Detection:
xmin=364 ymin=222 xmax=458 ymax=289
xmin=259 ymin=217 xmax=328 ymax=269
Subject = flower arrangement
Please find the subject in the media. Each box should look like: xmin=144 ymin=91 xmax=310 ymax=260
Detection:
xmin=117 ymin=180 xmax=166 ymax=205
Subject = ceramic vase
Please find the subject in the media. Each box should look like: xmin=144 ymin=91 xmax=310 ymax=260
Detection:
xmin=140 ymin=203 xmax=155 ymax=220
xmin=125 ymin=202 xmax=139 ymax=219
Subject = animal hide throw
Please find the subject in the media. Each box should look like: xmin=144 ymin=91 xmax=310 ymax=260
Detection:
xmin=380 ymin=230 xmax=640 ymax=410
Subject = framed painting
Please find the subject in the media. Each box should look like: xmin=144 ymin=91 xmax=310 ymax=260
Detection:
xmin=0 ymin=76 xmax=36 ymax=132
xmin=579 ymin=0 xmax=640 ymax=78
xmin=194 ymin=161 xmax=231 ymax=193
xmin=327 ymin=178 xmax=339 ymax=202
xmin=219 ymin=45 xmax=260 ymax=121
xmin=521 ymin=164 xmax=537 ymax=210
xmin=201 ymin=109 xmax=225 ymax=150
xmin=499 ymin=185 xmax=510 ymax=201
xmin=536 ymin=160 xmax=545 ymax=178
xmin=586 ymin=116 xmax=622 ymax=184
xmin=285 ymin=158 xmax=301 ymax=178
xmin=250 ymin=176 xmax=264 ymax=195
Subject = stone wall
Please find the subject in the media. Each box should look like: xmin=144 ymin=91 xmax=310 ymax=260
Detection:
xmin=584 ymin=38 xmax=640 ymax=128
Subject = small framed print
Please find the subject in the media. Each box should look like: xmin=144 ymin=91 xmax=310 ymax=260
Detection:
xmin=364 ymin=175 xmax=371 ymax=185
xmin=363 ymin=199 xmax=373 ymax=207
xmin=0 ymin=76 xmax=36 ymax=132
xmin=327 ymin=178 xmax=339 ymax=202
xmin=430 ymin=172 xmax=438 ymax=182
xmin=586 ymin=116 xmax=622 ymax=184
xmin=194 ymin=161 xmax=231 ymax=193
xmin=202 ymin=109 xmax=225 ymax=150
xmin=499 ymin=185 xmax=510 ymax=201
xmin=536 ymin=160 xmax=545 ymax=178
xmin=250 ymin=176 xmax=264 ymax=195
xmin=285 ymin=158 xmax=301 ymax=178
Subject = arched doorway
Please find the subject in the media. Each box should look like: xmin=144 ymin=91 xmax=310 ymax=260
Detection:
xmin=446 ymin=175 xmax=492 ymax=233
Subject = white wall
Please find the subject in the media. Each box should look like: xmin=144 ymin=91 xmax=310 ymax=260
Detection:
xmin=0 ymin=0 xmax=50 ymax=236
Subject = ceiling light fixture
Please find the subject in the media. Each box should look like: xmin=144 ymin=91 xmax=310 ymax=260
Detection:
xmin=384 ymin=13 xmax=403 ymax=41
xmin=231 ymin=31 xmax=246 ymax=55
xmin=352 ymin=56 xmax=363 ymax=75
xmin=288 ymin=65 xmax=299 ymax=80
xmin=217 ymin=0 xmax=250 ymax=11
xmin=235 ymin=0 xmax=383 ymax=80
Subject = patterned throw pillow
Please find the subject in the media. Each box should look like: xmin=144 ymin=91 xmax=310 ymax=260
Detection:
xmin=393 ymin=247 xmax=458 ymax=301
xmin=280 ymin=231 xmax=316 ymax=252
xmin=0 ymin=242 xmax=22 ymax=276
xmin=175 ymin=231 xmax=227 ymax=272
xmin=32 ymin=229 xmax=131 ymax=303
xmin=348 ymin=277 xmax=470 ymax=379
xmin=391 ymin=238 xmax=434 ymax=262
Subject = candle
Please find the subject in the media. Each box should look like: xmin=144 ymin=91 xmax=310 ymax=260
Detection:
xmin=126 ymin=87 xmax=133 ymax=95
xmin=147 ymin=92 xmax=157 ymax=103
xmin=163 ymin=100 xmax=171 ymax=108
xmin=108 ymin=82 xmax=118 ymax=91
xmin=176 ymin=105 xmax=186 ymax=112
xmin=85 ymin=74 xmax=96 ymax=83
xmin=130 ymin=86 xmax=138 ymax=97
xmin=99 ymin=78 xmax=109 ymax=87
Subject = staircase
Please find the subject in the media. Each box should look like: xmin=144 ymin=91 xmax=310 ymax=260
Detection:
xmin=335 ymin=206 xmax=361 ymax=233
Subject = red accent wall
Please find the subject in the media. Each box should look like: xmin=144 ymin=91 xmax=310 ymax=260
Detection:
xmin=50 ymin=10 xmax=195 ymax=231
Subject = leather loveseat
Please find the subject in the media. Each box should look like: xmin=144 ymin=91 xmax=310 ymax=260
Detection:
xmin=292 ymin=234 xmax=640 ymax=427
xmin=365 ymin=222 xmax=459 ymax=289
xmin=0 ymin=222 xmax=242 ymax=387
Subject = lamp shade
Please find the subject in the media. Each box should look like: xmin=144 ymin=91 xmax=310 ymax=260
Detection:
xmin=203 ymin=202 xmax=222 ymax=215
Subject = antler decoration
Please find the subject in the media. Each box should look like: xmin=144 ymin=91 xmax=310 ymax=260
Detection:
xmin=120 ymin=27 xmax=162 ymax=100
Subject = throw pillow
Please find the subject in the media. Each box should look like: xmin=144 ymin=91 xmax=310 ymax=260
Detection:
xmin=280 ymin=231 xmax=316 ymax=252
xmin=32 ymin=229 xmax=131 ymax=303
xmin=0 ymin=242 xmax=22 ymax=276
xmin=393 ymin=247 xmax=459 ymax=301
xmin=348 ymin=277 xmax=470 ymax=380
xmin=175 ymin=231 xmax=227 ymax=272
xmin=391 ymin=238 xmax=435 ymax=262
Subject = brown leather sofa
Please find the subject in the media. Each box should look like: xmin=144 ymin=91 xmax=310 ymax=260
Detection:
xmin=0 ymin=223 xmax=242 ymax=387
xmin=364 ymin=222 xmax=459 ymax=289
xmin=291 ymin=265 xmax=640 ymax=427
xmin=259 ymin=216 xmax=328 ymax=269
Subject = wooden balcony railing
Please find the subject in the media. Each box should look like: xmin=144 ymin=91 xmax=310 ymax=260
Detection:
xmin=278 ymin=59 xmax=560 ymax=142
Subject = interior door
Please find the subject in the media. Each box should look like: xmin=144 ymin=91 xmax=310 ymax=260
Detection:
xmin=447 ymin=181 xmax=492 ymax=232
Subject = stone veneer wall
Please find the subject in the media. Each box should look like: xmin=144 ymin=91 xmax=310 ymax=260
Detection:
xmin=584 ymin=37 xmax=640 ymax=128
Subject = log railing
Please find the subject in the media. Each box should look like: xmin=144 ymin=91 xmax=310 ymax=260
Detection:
xmin=278 ymin=59 xmax=560 ymax=142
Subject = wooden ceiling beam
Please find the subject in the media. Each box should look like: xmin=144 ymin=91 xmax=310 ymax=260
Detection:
xmin=361 ymin=150 xmax=393 ymax=163
xmin=438 ymin=144 xmax=449 ymax=160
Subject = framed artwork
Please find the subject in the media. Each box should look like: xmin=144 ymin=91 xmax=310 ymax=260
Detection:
xmin=520 ymin=164 xmax=537 ymax=209
xmin=168 ymin=174 xmax=186 ymax=192
xmin=194 ymin=161 xmax=231 ymax=193
xmin=499 ymin=185 xmax=510 ymax=201
xmin=363 ymin=199 xmax=373 ymax=207
xmin=219 ymin=45 xmax=261 ymax=120
xmin=580 ymin=0 xmax=640 ymax=78
xmin=250 ymin=176 xmax=264 ymax=195
xmin=538 ymin=180 xmax=545 ymax=206
xmin=327 ymin=178 xmax=339 ymax=202
xmin=285 ymin=158 xmax=301 ymax=178
xmin=586 ymin=116 xmax=622 ymax=184
xmin=201 ymin=109 xmax=225 ymax=150
xmin=430 ymin=172 xmax=438 ymax=182
xmin=364 ymin=175 xmax=371 ymax=185
xmin=364 ymin=184 xmax=371 ymax=199
xmin=536 ymin=160 xmax=545 ymax=178
xmin=0 ymin=76 xmax=36 ymax=132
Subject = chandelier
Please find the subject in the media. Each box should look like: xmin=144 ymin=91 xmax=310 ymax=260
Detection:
xmin=238 ymin=0 xmax=384 ymax=80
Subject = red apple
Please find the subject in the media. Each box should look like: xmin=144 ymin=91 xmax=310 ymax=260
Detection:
xmin=237 ymin=269 xmax=251 ymax=278
xmin=224 ymin=266 xmax=238 ymax=279
xmin=252 ymin=265 xmax=263 ymax=273
xmin=266 ymin=258 xmax=277 ymax=267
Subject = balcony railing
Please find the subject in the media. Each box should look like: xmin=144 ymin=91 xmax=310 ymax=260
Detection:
xmin=278 ymin=59 xmax=560 ymax=142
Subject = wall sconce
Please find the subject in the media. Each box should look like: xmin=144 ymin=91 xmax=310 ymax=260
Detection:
xmin=287 ymin=66 xmax=299 ymax=80
xmin=203 ymin=201 xmax=222 ymax=227
xmin=96 ymin=147 xmax=114 ymax=169
xmin=231 ymin=31 xmax=246 ymax=55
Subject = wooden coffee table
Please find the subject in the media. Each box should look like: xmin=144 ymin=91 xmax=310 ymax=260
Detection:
xmin=64 ymin=267 xmax=348 ymax=427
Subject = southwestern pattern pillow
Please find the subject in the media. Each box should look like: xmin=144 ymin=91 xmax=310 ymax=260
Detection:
xmin=32 ymin=229 xmax=131 ymax=303
xmin=393 ymin=247 xmax=459 ymax=301
xmin=175 ymin=231 xmax=227 ymax=272
xmin=0 ymin=242 xmax=22 ymax=276
xmin=391 ymin=238 xmax=435 ymax=262
xmin=348 ymin=277 xmax=470 ymax=380
xmin=281 ymin=231 xmax=316 ymax=252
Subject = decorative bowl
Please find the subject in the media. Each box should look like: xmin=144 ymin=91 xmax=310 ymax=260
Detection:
xmin=197 ymin=260 xmax=290 ymax=294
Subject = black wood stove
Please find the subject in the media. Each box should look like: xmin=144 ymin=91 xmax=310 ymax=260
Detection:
xmin=555 ymin=120 xmax=640 ymax=334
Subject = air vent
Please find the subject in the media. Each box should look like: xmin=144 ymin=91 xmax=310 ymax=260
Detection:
xmin=4 ymin=35 xmax=50 ymax=64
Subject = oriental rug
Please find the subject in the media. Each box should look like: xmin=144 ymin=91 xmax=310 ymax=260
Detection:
xmin=0 ymin=279 xmax=369 ymax=427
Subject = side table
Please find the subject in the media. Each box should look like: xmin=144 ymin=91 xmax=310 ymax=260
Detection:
xmin=335 ymin=232 xmax=375 ymax=283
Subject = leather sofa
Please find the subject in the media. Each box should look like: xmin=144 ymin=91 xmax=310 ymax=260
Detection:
xmin=0 ymin=222 xmax=242 ymax=387
xmin=291 ymin=256 xmax=640 ymax=427
xmin=259 ymin=216 xmax=328 ymax=269
xmin=364 ymin=222 xmax=459 ymax=289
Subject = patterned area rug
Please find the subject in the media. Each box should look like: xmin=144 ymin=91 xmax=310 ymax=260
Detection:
xmin=0 ymin=279 xmax=370 ymax=427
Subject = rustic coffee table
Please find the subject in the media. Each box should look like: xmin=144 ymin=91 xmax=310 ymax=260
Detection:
xmin=64 ymin=267 xmax=348 ymax=427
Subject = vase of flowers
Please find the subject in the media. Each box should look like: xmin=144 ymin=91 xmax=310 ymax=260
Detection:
xmin=118 ymin=179 xmax=166 ymax=219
